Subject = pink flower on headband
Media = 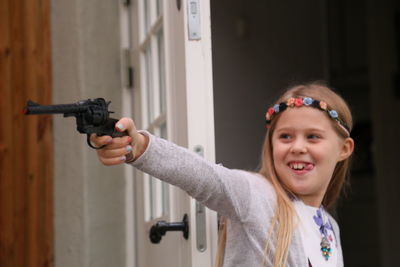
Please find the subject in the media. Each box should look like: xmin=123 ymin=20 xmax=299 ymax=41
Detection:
xmin=295 ymin=98 xmax=303 ymax=107
xmin=266 ymin=107 xmax=274 ymax=120
xmin=319 ymin=101 xmax=327 ymax=110
xmin=287 ymin=98 xmax=295 ymax=107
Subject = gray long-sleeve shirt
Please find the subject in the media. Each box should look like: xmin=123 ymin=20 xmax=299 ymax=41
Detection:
xmin=130 ymin=131 xmax=343 ymax=267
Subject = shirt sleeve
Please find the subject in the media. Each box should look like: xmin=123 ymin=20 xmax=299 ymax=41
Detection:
xmin=128 ymin=130 xmax=256 ymax=222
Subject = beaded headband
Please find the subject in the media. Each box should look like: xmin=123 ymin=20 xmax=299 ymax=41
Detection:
xmin=265 ymin=97 xmax=350 ymax=136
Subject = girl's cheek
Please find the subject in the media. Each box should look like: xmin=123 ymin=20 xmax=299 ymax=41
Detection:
xmin=273 ymin=145 xmax=287 ymax=157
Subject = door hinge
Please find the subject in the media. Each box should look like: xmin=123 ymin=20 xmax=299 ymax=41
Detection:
xmin=122 ymin=48 xmax=134 ymax=89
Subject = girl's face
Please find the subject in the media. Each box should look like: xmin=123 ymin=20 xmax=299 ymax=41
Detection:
xmin=271 ymin=107 xmax=353 ymax=207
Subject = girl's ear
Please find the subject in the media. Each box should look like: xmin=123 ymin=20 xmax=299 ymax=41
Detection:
xmin=339 ymin=137 xmax=354 ymax=161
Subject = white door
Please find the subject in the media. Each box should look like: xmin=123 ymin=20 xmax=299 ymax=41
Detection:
xmin=125 ymin=0 xmax=217 ymax=266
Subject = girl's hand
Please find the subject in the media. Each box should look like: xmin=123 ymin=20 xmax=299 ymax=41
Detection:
xmin=90 ymin=117 xmax=149 ymax=165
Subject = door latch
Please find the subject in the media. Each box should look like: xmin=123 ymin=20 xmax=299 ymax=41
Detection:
xmin=149 ymin=214 xmax=189 ymax=244
xmin=187 ymin=0 xmax=201 ymax=40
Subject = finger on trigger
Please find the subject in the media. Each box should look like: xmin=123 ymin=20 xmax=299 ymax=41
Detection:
xmin=91 ymin=134 xmax=113 ymax=147
xmin=124 ymin=135 xmax=133 ymax=144
xmin=98 ymin=146 xmax=130 ymax=159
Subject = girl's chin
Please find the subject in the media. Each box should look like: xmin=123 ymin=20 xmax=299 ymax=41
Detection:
xmin=278 ymin=171 xmax=315 ymax=193
xmin=289 ymin=187 xmax=311 ymax=196
xmin=284 ymin=180 xmax=312 ymax=195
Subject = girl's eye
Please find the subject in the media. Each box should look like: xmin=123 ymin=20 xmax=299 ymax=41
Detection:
xmin=279 ymin=134 xmax=291 ymax=140
xmin=308 ymin=134 xmax=320 ymax=139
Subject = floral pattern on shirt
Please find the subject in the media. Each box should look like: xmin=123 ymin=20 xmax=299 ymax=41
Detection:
xmin=313 ymin=208 xmax=333 ymax=239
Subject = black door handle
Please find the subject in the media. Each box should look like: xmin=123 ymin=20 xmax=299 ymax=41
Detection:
xmin=149 ymin=214 xmax=189 ymax=244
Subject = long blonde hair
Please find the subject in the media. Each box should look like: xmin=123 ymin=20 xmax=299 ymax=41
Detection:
xmin=215 ymin=81 xmax=353 ymax=267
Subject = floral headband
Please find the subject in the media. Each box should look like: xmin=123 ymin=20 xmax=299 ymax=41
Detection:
xmin=265 ymin=97 xmax=350 ymax=136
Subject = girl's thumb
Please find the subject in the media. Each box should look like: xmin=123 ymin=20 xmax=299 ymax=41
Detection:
xmin=115 ymin=117 xmax=137 ymax=137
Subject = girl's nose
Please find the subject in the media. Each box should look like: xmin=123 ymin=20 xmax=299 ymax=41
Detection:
xmin=290 ymin=139 xmax=307 ymax=154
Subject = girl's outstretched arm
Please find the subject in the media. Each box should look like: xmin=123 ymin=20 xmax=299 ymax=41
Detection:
xmin=91 ymin=118 xmax=273 ymax=221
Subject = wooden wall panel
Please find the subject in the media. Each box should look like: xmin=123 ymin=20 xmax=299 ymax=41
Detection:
xmin=0 ymin=0 xmax=53 ymax=266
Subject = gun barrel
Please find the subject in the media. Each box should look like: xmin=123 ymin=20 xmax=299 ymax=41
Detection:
xmin=24 ymin=101 xmax=87 ymax=115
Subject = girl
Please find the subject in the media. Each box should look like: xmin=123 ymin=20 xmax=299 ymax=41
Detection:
xmin=91 ymin=81 xmax=354 ymax=267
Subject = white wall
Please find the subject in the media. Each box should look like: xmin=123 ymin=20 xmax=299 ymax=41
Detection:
xmin=51 ymin=0 xmax=127 ymax=266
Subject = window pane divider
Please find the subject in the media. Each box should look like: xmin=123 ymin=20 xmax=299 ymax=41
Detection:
xmin=139 ymin=16 xmax=163 ymax=51
xmin=145 ymin=113 xmax=167 ymax=132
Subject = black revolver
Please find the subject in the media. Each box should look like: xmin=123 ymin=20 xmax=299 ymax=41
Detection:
xmin=24 ymin=98 xmax=128 ymax=149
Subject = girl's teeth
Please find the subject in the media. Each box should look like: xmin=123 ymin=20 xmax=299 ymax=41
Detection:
xmin=290 ymin=163 xmax=313 ymax=170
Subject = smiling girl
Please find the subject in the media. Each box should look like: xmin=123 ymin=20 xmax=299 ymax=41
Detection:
xmin=91 ymin=81 xmax=354 ymax=267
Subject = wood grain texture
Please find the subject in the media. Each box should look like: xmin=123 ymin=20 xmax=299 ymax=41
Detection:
xmin=0 ymin=0 xmax=53 ymax=266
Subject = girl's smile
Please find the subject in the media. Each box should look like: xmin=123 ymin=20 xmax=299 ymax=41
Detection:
xmin=272 ymin=107 xmax=353 ymax=207
xmin=287 ymin=161 xmax=315 ymax=175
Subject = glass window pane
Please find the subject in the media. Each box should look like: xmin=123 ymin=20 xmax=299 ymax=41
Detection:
xmin=144 ymin=174 xmax=152 ymax=221
xmin=157 ymin=30 xmax=166 ymax=113
xmin=144 ymin=46 xmax=154 ymax=122
xmin=159 ymin=123 xmax=169 ymax=215
xmin=162 ymin=183 xmax=169 ymax=216
xmin=144 ymin=0 xmax=151 ymax=33
xmin=151 ymin=177 xmax=162 ymax=218
xmin=160 ymin=123 xmax=167 ymax=139
xmin=156 ymin=0 xmax=163 ymax=17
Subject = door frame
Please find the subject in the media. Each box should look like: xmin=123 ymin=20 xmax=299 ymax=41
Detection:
xmin=127 ymin=0 xmax=218 ymax=266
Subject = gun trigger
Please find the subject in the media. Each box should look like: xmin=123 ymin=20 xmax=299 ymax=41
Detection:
xmin=87 ymin=134 xmax=106 ymax=150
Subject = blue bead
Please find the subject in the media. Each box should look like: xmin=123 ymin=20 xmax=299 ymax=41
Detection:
xmin=303 ymin=97 xmax=313 ymax=106
xmin=329 ymin=110 xmax=338 ymax=118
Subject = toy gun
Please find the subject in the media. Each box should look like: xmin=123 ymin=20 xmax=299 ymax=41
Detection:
xmin=23 ymin=98 xmax=128 ymax=149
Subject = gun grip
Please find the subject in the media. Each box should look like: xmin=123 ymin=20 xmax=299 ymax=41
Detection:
xmin=87 ymin=118 xmax=130 ymax=149
xmin=111 ymin=129 xmax=129 ymax=138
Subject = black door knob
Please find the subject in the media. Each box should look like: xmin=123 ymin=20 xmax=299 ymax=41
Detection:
xmin=149 ymin=214 xmax=189 ymax=244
